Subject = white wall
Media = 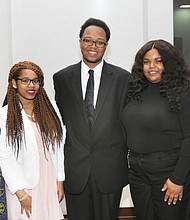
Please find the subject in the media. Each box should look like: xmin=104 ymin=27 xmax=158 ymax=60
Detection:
xmin=0 ymin=0 xmax=173 ymax=208
xmin=0 ymin=0 xmax=12 ymax=104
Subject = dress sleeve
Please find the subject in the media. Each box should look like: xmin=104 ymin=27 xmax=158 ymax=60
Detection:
xmin=0 ymin=107 xmax=27 ymax=194
xmin=170 ymin=94 xmax=190 ymax=185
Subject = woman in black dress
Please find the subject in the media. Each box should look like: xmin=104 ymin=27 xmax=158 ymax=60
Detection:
xmin=121 ymin=39 xmax=190 ymax=220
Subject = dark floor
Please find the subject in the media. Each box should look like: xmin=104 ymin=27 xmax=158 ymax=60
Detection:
xmin=63 ymin=207 xmax=136 ymax=220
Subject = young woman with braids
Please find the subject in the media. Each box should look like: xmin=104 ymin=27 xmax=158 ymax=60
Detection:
xmin=121 ymin=40 xmax=190 ymax=220
xmin=0 ymin=61 xmax=65 ymax=219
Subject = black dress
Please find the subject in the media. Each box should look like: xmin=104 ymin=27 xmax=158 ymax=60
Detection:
xmin=121 ymin=82 xmax=190 ymax=220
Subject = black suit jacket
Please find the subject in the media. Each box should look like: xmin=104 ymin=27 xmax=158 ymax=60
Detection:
xmin=53 ymin=61 xmax=130 ymax=194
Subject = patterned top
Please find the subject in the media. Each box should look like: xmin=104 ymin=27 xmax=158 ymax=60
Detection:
xmin=0 ymin=170 xmax=7 ymax=219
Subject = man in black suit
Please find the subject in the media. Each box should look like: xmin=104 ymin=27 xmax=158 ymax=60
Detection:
xmin=53 ymin=18 xmax=130 ymax=220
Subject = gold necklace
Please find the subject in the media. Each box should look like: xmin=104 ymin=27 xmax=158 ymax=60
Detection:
xmin=25 ymin=113 xmax=35 ymax=118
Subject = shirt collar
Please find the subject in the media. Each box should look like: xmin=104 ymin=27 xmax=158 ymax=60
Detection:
xmin=81 ymin=60 xmax=104 ymax=77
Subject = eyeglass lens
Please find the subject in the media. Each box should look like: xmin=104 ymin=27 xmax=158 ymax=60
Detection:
xmin=82 ymin=38 xmax=106 ymax=48
xmin=17 ymin=78 xmax=41 ymax=85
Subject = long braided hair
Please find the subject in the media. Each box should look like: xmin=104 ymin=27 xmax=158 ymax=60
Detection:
xmin=3 ymin=61 xmax=63 ymax=156
xmin=127 ymin=39 xmax=190 ymax=112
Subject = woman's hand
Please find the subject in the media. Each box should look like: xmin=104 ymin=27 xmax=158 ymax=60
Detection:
xmin=20 ymin=195 xmax=32 ymax=218
xmin=16 ymin=190 xmax=32 ymax=218
xmin=57 ymin=181 xmax=64 ymax=202
xmin=162 ymin=178 xmax=183 ymax=205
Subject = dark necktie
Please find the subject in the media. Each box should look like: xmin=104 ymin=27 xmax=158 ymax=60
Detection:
xmin=85 ymin=69 xmax=94 ymax=127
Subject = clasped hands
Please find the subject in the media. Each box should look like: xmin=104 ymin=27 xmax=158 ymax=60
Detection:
xmin=162 ymin=178 xmax=183 ymax=205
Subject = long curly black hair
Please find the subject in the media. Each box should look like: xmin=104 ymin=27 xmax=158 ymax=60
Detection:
xmin=127 ymin=39 xmax=190 ymax=112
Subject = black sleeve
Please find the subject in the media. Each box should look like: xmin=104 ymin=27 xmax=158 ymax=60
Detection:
xmin=171 ymin=94 xmax=190 ymax=185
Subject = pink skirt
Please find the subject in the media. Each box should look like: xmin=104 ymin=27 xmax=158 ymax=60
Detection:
xmin=6 ymin=122 xmax=64 ymax=220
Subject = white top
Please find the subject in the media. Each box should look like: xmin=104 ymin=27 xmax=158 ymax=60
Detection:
xmin=0 ymin=100 xmax=65 ymax=194
xmin=81 ymin=60 xmax=103 ymax=108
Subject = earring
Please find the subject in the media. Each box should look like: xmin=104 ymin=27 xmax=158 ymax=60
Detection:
xmin=13 ymin=85 xmax=17 ymax=88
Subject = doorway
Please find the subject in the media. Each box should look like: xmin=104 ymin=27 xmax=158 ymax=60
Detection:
xmin=174 ymin=0 xmax=190 ymax=68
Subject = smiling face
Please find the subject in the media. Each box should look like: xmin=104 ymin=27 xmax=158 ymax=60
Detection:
xmin=12 ymin=69 xmax=40 ymax=105
xmin=80 ymin=25 xmax=107 ymax=68
xmin=143 ymin=48 xmax=164 ymax=83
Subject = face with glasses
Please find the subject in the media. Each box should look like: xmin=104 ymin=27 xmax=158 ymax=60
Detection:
xmin=12 ymin=69 xmax=41 ymax=103
xmin=80 ymin=25 xmax=108 ymax=68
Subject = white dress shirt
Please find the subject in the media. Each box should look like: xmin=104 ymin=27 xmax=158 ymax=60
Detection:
xmin=81 ymin=60 xmax=103 ymax=108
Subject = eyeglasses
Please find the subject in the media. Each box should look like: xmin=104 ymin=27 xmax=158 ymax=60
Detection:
xmin=16 ymin=78 xmax=41 ymax=85
xmin=81 ymin=38 xmax=107 ymax=48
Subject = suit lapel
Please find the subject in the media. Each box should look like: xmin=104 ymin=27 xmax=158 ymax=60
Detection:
xmin=93 ymin=62 xmax=114 ymax=123
xmin=69 ymin=62 xmax=114 ymax=126
xmin=69 ymin=62 xmax=88 ymax=123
